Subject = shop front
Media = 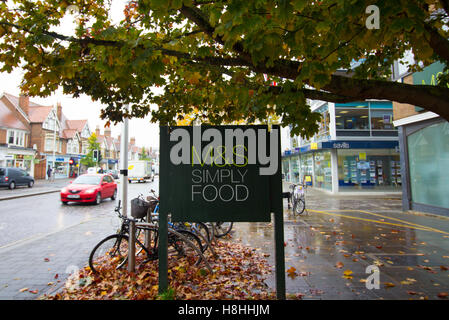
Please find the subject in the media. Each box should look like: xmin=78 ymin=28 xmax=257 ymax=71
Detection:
xmin=46 ymin=155 xmax=70 ymax=179
xmin=0 ymin=147 xmax=35 ymax=176
xmin=107 ymin=159 xmax=118 ymax=170
xmin=282 ymin=140 xmax=401 ymax=194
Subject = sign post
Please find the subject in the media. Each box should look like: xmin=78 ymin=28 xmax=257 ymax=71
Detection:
xmin=159 ymin=125 xmax=285 ymax=298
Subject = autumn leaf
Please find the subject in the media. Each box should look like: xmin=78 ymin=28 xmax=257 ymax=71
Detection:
xmin=335 ymin=262 xmax=344 ymax=269
xmin=287 ymin=266 xmax=297 ymax=279
xmin=384 ymin=282 xmax=396 ymax=288
xmin=342 ymin=270 xmax=353 ymax=279
xmin=19 ymin=288 xmax=29 ymax=292
xmin=437 ymin=292 xmax=448 ymax=299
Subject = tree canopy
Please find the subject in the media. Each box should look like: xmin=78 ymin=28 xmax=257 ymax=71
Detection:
xmin=80 ymin=132 xmax=101 ymax=167
xmin=0 ymin=0 xmax=448 ymax=137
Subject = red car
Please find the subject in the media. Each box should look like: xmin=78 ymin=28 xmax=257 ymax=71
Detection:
xmin=60 ymin=174 xmax=117 ymax=205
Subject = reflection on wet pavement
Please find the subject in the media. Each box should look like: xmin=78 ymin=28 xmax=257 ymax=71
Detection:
xmin=231 ymin=187 xmax=449 ymax=300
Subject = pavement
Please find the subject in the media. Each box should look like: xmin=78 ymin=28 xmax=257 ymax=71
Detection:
xmin=232 ymin=184 xmax=449 ymax=300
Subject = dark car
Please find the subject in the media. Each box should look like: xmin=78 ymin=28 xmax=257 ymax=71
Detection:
xmin=0 ymin=167 xmax=35 ymax=189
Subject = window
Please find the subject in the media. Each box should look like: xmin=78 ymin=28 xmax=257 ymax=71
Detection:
xmin=45 ymin=134 xmax=60 ymax=152
xmin=7 ymin=130 xmax=26 ymax=147
xmin=370 ymin=110 xmax=394 ymax=130
xmin=335 ymin=107 xmax=369 ymax=130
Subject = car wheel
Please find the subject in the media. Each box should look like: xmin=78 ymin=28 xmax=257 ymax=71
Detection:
xmin=95 ymin=192 xmax=102 ymax=205
xmin=111 ymin=189 xmax=117 ymax=200
xmin=9 ymin=181 xmax=15 ymax=190
xmin=28 ymin=180 xmax=34 ymax=188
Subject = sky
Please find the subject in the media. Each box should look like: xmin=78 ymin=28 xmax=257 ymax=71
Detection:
xmin=0 ymin=0 xmax=160 ymax=150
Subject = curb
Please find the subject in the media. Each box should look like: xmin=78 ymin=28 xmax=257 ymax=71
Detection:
xmin=0 ymin=189 xmax=60 ymax=201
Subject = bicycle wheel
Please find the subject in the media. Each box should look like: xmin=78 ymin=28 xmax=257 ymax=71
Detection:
xmin=293 ymin=198 xmax=305 ymax=215
xmin=191 ymin=222 xmax=211 ymax=252
xmin=168 ymin=229 xmax=203 ymax=264
xmin=214 ymin=222 xmax=233 ymax=238
xmin=89 ymin=234 xmax=129 ymax=274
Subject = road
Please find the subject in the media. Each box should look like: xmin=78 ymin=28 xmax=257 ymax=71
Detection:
xmin=0 ymin=177 xmax=159 ymax=299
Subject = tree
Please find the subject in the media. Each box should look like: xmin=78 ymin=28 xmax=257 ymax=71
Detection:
xmin=0 ymin=1 xmax=448 ymax=137
xmin=139 ymin=146 xmax=151 ymax=160
xmin=80 ymin=133 xmax=102 ymax=168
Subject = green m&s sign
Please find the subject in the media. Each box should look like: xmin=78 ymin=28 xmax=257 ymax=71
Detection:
xmin=159 ymin=125 xmax=282 ymax=222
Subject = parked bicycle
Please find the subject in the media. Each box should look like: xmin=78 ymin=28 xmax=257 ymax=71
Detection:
xmin=289 ymin=183 xmax=306 ymax=215
xmin=88 ymin=199 xmax=208 ymax=274
xmin=213 ymin=222 xmax=233 ymax=238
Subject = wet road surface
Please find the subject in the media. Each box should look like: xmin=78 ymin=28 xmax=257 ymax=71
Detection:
xmin=232 ymin=187 xmax=449 ymax=300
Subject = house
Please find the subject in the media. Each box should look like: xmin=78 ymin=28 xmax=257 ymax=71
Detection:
xmin=1 ymin=92 xmax=91 ymax=179
xmin=0 ymin=93 xmax=36 ymax=176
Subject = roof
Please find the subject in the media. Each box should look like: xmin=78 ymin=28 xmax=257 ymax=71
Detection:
xmin=66 ymin=120 xmax=88 ymax=132
xmin=27 ymin=105 xmax=53 ymax=123
xmin=0 ymin=99 xmax=29 ymax=131
xmin=62 ymin=129 xmax=78 ymax=139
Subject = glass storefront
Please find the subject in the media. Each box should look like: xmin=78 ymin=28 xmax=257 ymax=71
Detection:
xmin=407 ymin=121 xmax=449 ymax=209
xmin=290 ymin=156 xmax=300 ymax=183
xmin=314 ymin=151 xmax=332 ymax=190
xmin=282 ymin=158 xmax=290 ymax=181
xmin=47 ymin=156 xmax=69 ymax=179
xmin=337 ymin=149 xmax=401 ymax=191
xmin=300 ymin=154 xmax=313 ymax=183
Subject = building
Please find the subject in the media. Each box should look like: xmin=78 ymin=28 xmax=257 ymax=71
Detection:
xmin=94 ymin=126 xmax=120 ymax=171
xmin=282 ymin=100 xmax=401 ymax=194
xmin=392 ymin=61 xmax=449 ymax=216
xmin=0 ymin=93 xmax=36 ymax=176
xmin=0 ymin=92 xmax=93 ymax=179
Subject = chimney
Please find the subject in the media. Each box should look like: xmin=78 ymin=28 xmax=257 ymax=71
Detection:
xmin=56 ymin=102 xmax=62 ymax=121
xmin=19 ymin=93 xmax=30 ymax=115
xmin=95 ymin=125 xmax=100 ymax=137
xmin=104 ymin=127 xmax=111 ymax=137
xmin=130 ymin=137 xmax=136 ymax=145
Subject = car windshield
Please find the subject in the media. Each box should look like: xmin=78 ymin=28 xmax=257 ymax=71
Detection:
xmin=72 ymin=175 xmax=101 ymax=185
xmin=0 ymin=168 xmax=5 ymax=176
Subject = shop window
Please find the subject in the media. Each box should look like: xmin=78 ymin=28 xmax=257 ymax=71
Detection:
xmin=408 ymin=121 xmax=449 ymax=209
xmin=337 ymin=149 xmax=401 ymax=191
xmin=314 ymin=151 xmax=332 ymax=190
xmin=370 ymin=110 xmax=394 ymax=130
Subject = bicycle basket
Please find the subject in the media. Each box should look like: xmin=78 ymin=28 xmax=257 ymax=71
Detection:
xmin=130 ymin=197 xmax=151 ymax=219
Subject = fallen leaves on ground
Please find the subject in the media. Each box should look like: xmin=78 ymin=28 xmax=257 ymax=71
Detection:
xmin=41 ymin=240 xmax=277 ymax=300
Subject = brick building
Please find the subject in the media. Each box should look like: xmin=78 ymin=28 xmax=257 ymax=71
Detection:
xmin=0 ymin=93 xmax=36 ymax=176
xmin=0 ymin=92 xmax=91 ymax=179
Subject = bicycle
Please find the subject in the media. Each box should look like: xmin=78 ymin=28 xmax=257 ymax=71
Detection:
xmin=89 ymin=200 xmax=158 ymax=274
xmin=147 ymin=189 xmax=210 ymax=253
xmin=289 ymin=183 xmax=306 ymax=215
xmin=89 ymin=199 xmax=209 ymax=274
xmin=213 ymin=222 xmax=233 ymax=238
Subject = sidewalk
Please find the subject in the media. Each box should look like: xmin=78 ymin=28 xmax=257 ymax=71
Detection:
xmin=0 ymin=178 xmax=71 ymax=201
